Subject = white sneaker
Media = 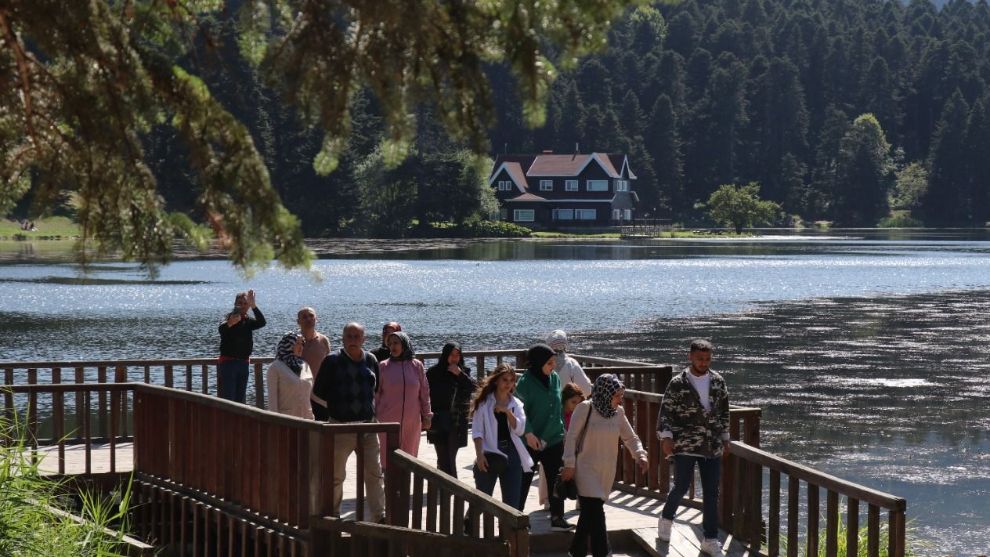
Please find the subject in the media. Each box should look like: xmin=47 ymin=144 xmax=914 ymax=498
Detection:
xmin=657 ymin=517 xmax=672 ymax=541
xmin=700 ymin=538 xmax=724 ymax=556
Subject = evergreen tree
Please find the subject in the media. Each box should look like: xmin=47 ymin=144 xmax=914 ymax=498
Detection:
xmin=646 ymin=95 xmax=683 ymax=215
xmin=921 ymin=91 xmax=971 ymax=225
xmin=833 ymin=114 xmax=894 ymax=226
xmin=965 ymin=99 xmax=990 ymax=225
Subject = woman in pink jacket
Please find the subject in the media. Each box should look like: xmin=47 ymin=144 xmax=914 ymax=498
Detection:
xmin=376 ymin=331 xmax=432 ymax=465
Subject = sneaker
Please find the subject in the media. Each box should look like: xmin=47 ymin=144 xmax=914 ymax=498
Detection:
xmin=657 ymin=517 xmax=672 ymax=541
xmin=700 ymin=538 xmax=724 ymax=556
xmin=550 ymin=516 xmax=575 ymax=530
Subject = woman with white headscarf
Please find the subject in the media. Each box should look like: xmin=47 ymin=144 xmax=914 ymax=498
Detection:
xmin=547 ymin=330 xmax=593 ymax=394
xmin=266 ymin=332 xmax=315 ymax=419
xmin=560 ymin=374 xmax=648 ymax=557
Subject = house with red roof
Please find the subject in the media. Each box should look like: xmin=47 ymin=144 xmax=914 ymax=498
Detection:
xmin=488 ymin=151 xmax=638 ymax=228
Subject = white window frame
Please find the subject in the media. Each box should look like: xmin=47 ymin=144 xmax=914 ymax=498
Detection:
xmin=586 ymin=180 xmax=608 ymax=192
xmin=565 ymin=180 xmax=578 ymax=192
xmin=612 ymin=209 xmax=621 ymax=220
xmin=513 ymin=209 xmax=535 ymax=222
xmin=554 ymin=209 xmax=574 ymax=221
xmin=624 ymin=209 xmax=632 ymax=220
xmin=540 ymin=179 xmax=553 ymax=191
xmin=575 ymin=209 xmax=597 ymax=220
xmin=615 ymin=180 xmax=629 ymax=192
xmin=497 ymin=180 xmax=512 ymax=191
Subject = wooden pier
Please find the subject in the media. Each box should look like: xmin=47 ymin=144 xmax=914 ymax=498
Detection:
xmin=3 ymin=352 xmax=908 ymax=557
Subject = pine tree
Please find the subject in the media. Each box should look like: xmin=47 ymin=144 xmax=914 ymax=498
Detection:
xmin=646 ymin=95 xmax=684 ymax=215
xmin=922 ymin=90 xmax=971 ymax=225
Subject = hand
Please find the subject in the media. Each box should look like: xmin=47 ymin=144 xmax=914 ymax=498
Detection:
xmin=422 ymin=417 xmax=432 ymax=431
xmin=560 ymin=467 xmax=575 ymax=481
xmin=226 ymin=313 xmax=242 ymax=327
xmin=292 ymin=336 xmax=305 ymax=356
xmin=245 ymin=289 xmax=256 ymax=308
xmin=661 ymin=438 xmax=674 ymax=458
xmin=525 ymin=432 xmax=541 ymax=451
xmin=476 ymin=452 xmax=489 ymax=473
xmin=637 ymin=456 xmax=649 ymax=473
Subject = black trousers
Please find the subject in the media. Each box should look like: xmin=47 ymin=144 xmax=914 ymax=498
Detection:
xmin=433 ymin=429 xmax=462 ymax=480
xmin=520 ymin=441 xmax=564 ymax=517
xmin=569 ymin=496 xmax=608 ymax=557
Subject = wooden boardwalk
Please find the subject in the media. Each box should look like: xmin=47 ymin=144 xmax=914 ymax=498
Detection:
xmin=34 ymin=435 xmax=753 ymax=556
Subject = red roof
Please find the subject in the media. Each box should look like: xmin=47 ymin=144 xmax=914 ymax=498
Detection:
xmin=494 ymin=153 xmax=625 ymax=179
xmin=506 ymin=193 xmax=548 ymax=202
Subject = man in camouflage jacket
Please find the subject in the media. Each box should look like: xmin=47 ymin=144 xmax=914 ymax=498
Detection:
xmin=655 ymin=339 xmax=730 ymax=556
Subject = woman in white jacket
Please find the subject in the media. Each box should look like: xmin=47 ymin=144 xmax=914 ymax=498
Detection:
xmin=470 ymin=363 xmax=533 ymax=510
xmin=266 ymin=332 xmax=315 ymax=419
xmin=560 ymin=374 xmax=648 ymax=557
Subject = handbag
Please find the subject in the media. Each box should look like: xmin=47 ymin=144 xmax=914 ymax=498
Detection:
xmin=553 ymin=405 xmax=592 ymax=501
xmin=482 ymin=451 xmax=508 ymax=475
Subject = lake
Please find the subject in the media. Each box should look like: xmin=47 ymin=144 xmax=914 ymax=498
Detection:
xmin=1 ymin=233 xmax=988 ymax=555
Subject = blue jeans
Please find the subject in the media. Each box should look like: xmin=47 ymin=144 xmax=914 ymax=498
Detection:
xmin=473 ymin=440 xmax=524 ymax=510
xmin=218 ymin=360 xmax=249 ymax=403
xmin=662 ymin=454 xmax=721 ymax=539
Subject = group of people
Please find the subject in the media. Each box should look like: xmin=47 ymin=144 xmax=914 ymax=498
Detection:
xmin=216 ymin=291 xmax=731 ymax=557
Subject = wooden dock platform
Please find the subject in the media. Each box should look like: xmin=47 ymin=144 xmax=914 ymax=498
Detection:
xmin=34 ymin=435 xmax=753 ymax=556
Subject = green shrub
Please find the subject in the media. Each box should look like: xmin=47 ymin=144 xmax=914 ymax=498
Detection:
xmin=459 ymin=219 xmax=532 ymax=237
xmin=0 ymin=411 xmax=134 ymax=556
xmin=877 ymin=213 xmax=923 ymax=228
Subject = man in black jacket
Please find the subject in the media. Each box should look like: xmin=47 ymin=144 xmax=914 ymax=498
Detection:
xmin=217 ymin=290 xmax=265 ymax=403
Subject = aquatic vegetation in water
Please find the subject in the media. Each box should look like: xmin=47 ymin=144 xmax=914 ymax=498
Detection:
xmin=0 ymin=410 xmax=135 ymax=556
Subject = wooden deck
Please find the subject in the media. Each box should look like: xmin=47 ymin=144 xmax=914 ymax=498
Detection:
xmin=34 ymin=434 xmax=753 ymax=556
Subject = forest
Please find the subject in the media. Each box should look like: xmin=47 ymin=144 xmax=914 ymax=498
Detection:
xmin=113 ymin=0 xmax=990 ymax=234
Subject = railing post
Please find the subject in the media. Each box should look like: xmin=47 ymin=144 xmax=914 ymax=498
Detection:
xmin=253 ymin=361 xmax=265 ymax=408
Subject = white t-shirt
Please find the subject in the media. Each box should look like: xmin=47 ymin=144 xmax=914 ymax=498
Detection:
xmin=686 ymin=370 xmax=712 ymax=412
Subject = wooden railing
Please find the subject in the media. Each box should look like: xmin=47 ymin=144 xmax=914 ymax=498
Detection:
xmin=1 ymin=383 xmax=133 ymax=475
xmin=727 ymin=441 xmax=907 ymax=557
xmin=389 ymin=449 xmax=530 ymax=556
xmin=134 ymin=385 xmax=399 ymax=543
xmin=1 ymin=351 xmax=673 ymax=412
xmin=615 ymin=388 xmax=762 ymax=505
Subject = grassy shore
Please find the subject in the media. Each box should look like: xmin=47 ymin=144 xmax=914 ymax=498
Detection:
xmin=0 ymin=216 xmax=79 ymax=239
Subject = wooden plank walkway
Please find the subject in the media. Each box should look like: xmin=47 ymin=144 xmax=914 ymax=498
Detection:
xmin=34 ymin=435 xmax=753 ymax=556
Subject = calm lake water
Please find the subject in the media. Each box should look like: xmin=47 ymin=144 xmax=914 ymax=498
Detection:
xmin=1 ymin=233 xmax=988 ymax=555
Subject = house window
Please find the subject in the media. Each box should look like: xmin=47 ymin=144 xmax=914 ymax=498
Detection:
xmin=540 ymin=180 xmax=553 ymax=191
xmin=586 ymin=180 xmax=608 ymax=192
xmin=624 ymin=209 xmax=632 ymax=220
xmin=513 ymin=209 xmax=535 ymax=222
xmin=615 ymin=180 xmax=629 ymax=192
xmin=499 ymin=208 xmax=508 ymax=220
xmin=575 ymin=209 xmax=596 ymax=220
xmin=497 ymin=180 xmax=512 ymax=191
xmin=612 ymin=209 xmax=621 ymax=220
xmin=565 ymin=180 xmax=578 ymax=191
xmin=554 ymin=209 xmax=574 ymax=221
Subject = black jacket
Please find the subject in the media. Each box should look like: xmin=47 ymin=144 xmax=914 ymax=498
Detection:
xmin=218 ymin=308 xmax=266 ymax=359
xmin=425 ymin=364 xmax=475 ymax=446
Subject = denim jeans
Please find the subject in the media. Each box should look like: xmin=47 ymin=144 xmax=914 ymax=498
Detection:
xmin=662 ymin=454 xmax=721 ymax=539
xmin=473 ymin=439 xmax=524 ymax=510
xmin=570 ymin=496 xmax=608 ymax=557
xmin=218 ymin=360 xmax=249 ymax=403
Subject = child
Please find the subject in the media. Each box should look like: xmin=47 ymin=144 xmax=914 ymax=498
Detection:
xmin=562 ymin=382 xmax=586 ymax=430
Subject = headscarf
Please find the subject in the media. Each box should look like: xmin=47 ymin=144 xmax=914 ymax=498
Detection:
xmin=276 ymin=332 xmax=305 ymax=375
xmin=591 ymin=373 xmax=623 ymax=419
xmin=547 ymin=330 xmax=568 ymax=372
xmin=387 ymin=331 xmax=415 ymax=361
xmin=526 ymin=343 xmax=556 ymax=388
